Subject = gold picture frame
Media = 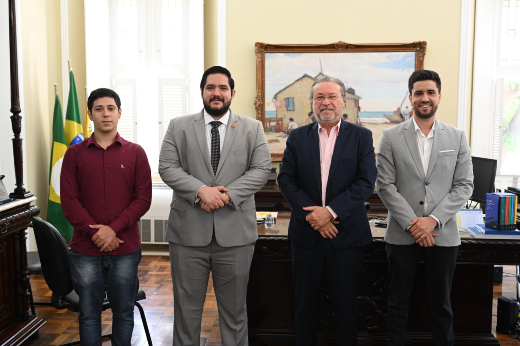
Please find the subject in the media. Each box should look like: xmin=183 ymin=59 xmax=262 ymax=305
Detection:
xmin=254 ymin=41 xmax=427 ymax=161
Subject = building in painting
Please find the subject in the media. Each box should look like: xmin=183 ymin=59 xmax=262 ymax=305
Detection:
xmin=271 ymin=73 xmax=361 ymax=131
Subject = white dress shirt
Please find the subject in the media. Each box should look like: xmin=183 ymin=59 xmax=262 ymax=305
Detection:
xmin=195 ymin=110 xmax=232 ymax=205
xmin=412 ymin=118 xmax=440 ymax=226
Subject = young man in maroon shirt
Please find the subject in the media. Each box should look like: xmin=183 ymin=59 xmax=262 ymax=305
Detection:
xmin=61 ymin=88 xmax=152 ymax=346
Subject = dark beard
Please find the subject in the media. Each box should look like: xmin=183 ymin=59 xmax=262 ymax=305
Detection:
xmin=413 ymin=103 xmax=438 ymax=119
xmin=203 ymin=98 xmax=232 ymax=117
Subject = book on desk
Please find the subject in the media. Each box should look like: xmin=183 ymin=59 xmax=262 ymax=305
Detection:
xmin=485 ymin=192 xmax=518 ymax=230
xmin=467 ymin=224 xmax=520 ymax=239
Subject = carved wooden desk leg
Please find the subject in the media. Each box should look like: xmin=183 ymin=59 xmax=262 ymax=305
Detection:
xmin=16 ymin=227 xmax=32 ymax=319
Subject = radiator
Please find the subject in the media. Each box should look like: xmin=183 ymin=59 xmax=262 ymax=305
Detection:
xmin=139 ymin=183 xmax=171 ymax=244
xmin=138 ymin=218 xmax=169 ymax=244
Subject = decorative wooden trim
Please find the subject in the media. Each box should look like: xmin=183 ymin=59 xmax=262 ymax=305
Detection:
xmin=255 ymin=233 xmax=520 ymax=265
xmin=0 ymin=317 xmax=46 ymax=346
xmin=16 ymin=228 xmax=31 ymax=319
xmin=0 ymin=197 xmax=37 ymax=213
xmin=0 ymin=205 xmax=39 ymax=236
xmin=0 ymin=201 xmax=42 ymax=344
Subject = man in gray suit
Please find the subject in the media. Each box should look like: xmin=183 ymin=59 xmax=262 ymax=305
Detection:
xmin=159 ymin=66 xmax=271 ymax=345
xmin=377 ymin=70 xmax=473 ymax=346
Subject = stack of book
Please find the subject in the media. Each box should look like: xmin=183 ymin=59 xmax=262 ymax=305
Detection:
xmin=505 ymin=186 xmax=520 ymax=223
xmin=467 ymin=224 xmax=520 ymax=239
xmin=485 ymin=192 xmax=518 ymax=231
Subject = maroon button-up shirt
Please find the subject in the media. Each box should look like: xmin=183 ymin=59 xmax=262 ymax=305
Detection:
xmin=61 ymin=133 xmax=152 ymax=256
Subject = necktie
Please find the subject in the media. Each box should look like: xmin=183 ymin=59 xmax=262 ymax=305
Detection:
xmin=210 ymin=121 xmax=222 ymax=174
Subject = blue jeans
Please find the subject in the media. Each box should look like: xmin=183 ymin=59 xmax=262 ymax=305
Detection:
xmin=69 ymin=247 xmax=141 ymax=346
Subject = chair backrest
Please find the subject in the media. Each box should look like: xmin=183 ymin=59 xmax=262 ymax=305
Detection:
xmin=31 ymin=217 xmax=73 ymax=297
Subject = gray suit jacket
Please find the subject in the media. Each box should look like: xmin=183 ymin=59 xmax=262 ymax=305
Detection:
xmin=376 ymin=119 xmax=473 ymax=246
xmin=158 ymin=110 xmax=271 ymax=247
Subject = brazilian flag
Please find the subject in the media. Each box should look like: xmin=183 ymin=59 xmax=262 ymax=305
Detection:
xmin=48 ymin=94 xmax=73 ymax=242
xmin=65 ymin=71 xmax=84 ymax=147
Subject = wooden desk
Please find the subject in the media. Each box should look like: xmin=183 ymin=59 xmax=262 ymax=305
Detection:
xmin=0 ymin=198 xmax=45 ymax=345
xmin=248 ymin=212 xmax=511 ymax=345
xmin=2 ymin=1 xmax=46 ymax=343
xmin=255 ymin=190 xmax=387 ymax=213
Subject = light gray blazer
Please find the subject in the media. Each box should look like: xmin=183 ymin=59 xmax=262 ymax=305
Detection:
xmin=376 ymin=119 xmax=474 ymax=246
xmin=158 ymin=110 xmax=271 ymax=247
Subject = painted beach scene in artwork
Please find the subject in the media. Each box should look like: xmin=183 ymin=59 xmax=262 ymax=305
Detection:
xmin=263 ymin=51 xmax=416 ymax=158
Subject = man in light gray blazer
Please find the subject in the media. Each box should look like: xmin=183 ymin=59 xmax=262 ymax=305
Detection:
xmin=377 ymin=70 xmax=473 ymax=346
xmin=159 ymin=66 xmax=271 ymax=346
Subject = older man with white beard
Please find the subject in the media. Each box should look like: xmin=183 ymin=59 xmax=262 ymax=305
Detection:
xmin=278 ymin=76 xmax=377 ymax=345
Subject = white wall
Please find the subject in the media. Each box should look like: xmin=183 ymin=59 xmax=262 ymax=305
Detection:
xmin=0 ymin=0 xmax=31 ymax=248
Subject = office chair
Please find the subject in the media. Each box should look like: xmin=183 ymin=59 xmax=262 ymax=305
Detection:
xmin=26 ymin=250 xmax=43 ymax=315
xmin=31 ymin=217 xmax=153 ymax=346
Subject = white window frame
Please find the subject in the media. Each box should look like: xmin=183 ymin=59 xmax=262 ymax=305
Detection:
xmin=85 ymin=0 xmax=203 ymax=175
xmin=472 ymin=0 xmax=520 ymax=189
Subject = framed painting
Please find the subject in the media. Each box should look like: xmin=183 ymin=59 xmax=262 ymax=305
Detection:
xmin=254 ymin=41 xmax=427 ymax=161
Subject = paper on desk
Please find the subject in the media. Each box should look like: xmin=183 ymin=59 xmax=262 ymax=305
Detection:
xmin=256 ymin=212 xmax=278 ymax=220
xmin=456 ymin=209 xmax=483 ymax=230
xmin=458 ymin=228 xmax=473 ymax=239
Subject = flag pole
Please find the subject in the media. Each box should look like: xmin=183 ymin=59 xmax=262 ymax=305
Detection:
xmin=54 ymin=83 xmax=58 ymax=97
xmin=65 ymin=59 xmax=83 ymax=146
xmin=83 ymin=86 xmax=90 ymax=139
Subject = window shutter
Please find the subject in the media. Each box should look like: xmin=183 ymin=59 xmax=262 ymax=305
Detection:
xmin=113 ymin=79 xmax=137 ymax=143
xmin=158 ymin=78 xmax=187 ymax=144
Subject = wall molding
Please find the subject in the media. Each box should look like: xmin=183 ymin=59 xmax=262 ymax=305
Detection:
xmin=60 ymin=0 xmax=69 ymax=109
xmin=457 ymin=0 xmax=471 ymax=130
xmin=217 ymin=0 xmax=226 ymax=67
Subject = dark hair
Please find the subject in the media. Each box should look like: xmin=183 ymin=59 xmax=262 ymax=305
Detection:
xmin=87 ymin=88 xmax=121 ymax=112
xmin=289 ymin=118 xmax=294 ymax=122
xmin=342 ymin=113 xmax=348 ymax=119
xmin=308 ymin=111 xmax=313 ymax=116
xmin=408 ymin=70 xmax=441 ymax=95
xmin=200 ymin=66 xmax=235 ymax=91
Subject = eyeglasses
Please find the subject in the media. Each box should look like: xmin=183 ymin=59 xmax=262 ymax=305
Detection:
xmin=313 ymin=95 xmax=340 ymax=102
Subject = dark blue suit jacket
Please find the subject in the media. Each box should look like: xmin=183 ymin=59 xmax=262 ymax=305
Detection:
xmin=277 ymin=120 xmax=377 ymax=249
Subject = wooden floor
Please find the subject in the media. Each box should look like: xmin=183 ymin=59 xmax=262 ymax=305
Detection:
xmin=23 ymin=257 xmax=520 ymax=345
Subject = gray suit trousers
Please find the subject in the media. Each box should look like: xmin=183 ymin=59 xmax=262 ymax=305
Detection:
xmin=169 ymin=236 xmax=254 ymax=346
